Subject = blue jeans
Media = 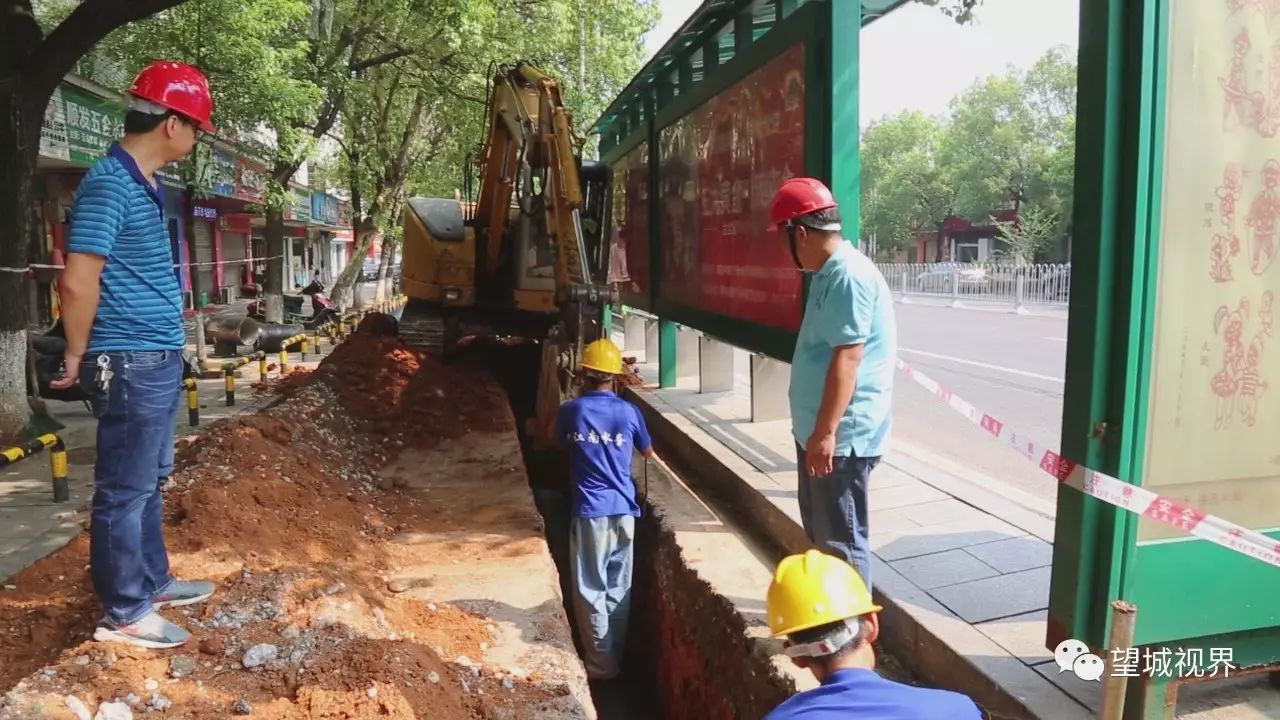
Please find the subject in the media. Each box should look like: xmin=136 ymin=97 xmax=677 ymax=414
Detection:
xmin=569 ymin=514 xmax=635 ymax=680
xmin=80 ymin=350 xmax=182 ymax=625
xmin=795 ymin=442 xmax=879 ymax=591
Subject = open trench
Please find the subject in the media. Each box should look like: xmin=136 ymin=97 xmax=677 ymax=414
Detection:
xmin=453 ymin=338 xmax=798 ymax=720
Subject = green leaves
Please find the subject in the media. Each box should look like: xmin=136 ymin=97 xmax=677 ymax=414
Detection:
xmin=862 ymin=111 xmax=955 ymax=252
xmin=911 ymin=0 xmax=985 ymax=25
xmin=860 ymin=47 xmax=1077 ymax=257
xmin=993 ymin=204 xmax=1059 ymax=265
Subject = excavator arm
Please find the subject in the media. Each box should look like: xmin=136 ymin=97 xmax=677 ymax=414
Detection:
xmin=465 ymin=61 xmax=616 ymax=447
xmin=471 ymin=62 xmax=595 ymax=296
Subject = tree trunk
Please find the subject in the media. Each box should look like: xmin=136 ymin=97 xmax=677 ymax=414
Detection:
xmin=330 ymin=221 xmax=375 ymax=310
xmin=374 ymin=237 xmax=394 ymax=303
xmin=0 ymin=91 xmax=43 ymax=443
xmin=933 ymin=222 xmax=947 ymax=263
xmin=263 ymin=207 xmax=286 ymax=323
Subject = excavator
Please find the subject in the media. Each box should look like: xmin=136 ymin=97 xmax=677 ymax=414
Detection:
xmin=397 ymin=61 xmax=616 ymax=446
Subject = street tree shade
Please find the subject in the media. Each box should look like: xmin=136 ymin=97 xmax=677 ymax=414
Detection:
xmin=0 ymin=0 xmax=191 ymax=443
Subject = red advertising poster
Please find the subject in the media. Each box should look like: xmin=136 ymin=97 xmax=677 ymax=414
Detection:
xmin=609 ymin=142 xmax=651 ymax=298
xmin=658 ymin=43 xmax=806 ymax=331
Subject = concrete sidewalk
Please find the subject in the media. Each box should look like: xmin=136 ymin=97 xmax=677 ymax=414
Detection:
xmin=616 ymin=344 xmax=1280 ymax=719
xmin=1 ymin=338 xmax=339 ymax=582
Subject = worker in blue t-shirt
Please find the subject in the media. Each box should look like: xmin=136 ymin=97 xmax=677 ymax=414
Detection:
xmin=556 ymin=338 xmax=654 ymax=680
xmin=765 ymin=550 xmax=983 ymax=720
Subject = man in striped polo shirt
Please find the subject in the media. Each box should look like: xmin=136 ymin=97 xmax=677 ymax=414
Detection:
xmin=51 ymin=61 xmax=219 ymax=649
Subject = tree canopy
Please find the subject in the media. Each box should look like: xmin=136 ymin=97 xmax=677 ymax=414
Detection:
xmin=860 ymin=46 xmax=1077 ymax=259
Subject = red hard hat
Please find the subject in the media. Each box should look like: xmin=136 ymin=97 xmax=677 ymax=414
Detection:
xmin=767 ymin=177 xmax=838 ymax=231
xmin=127 ymin=61 xmax=216 ymax=133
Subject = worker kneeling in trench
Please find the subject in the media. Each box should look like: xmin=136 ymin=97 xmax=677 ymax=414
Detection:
xmin=555 ymin=338 xmax=654 ymax=680
xmin=765 ymin=550 xmax=983 ymax=720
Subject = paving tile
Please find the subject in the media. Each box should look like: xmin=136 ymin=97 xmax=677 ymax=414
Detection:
xmin=1033 ymin=659 xmax=1101 ymax=712
xmin=896 ymin=498 xmax=988 ymax=527
xmin=976 ymin=610 xmax=1054 ymax=665
xmin=868 ymin=507 xmax=922 ymax=535
xmin=0 ymin=516 xmax=55 ymax=539
xmin=965 ymin=536 xmax=1054 ymax=573
xmin=890 ymin=548 xmax=1001 ymax=590
xmin=872 ymin=514 xmax=1026 ymax=561
xmin=929 ymin=566 xmax=1052 ymax=623
xmin=869 ymin=465 xmax=917 ymax=490
xmin=868 ymin=480 xmax=949 ymax=511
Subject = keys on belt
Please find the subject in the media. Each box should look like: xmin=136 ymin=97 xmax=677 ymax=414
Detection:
xmin=93 ymin=354 xmax=113 ymax=394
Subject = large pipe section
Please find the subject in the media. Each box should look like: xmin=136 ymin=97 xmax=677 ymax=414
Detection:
xmin=205 ymin=315 xmax=261 ymax=346
xmin=255 ymin=323 xmax=307 ymax=353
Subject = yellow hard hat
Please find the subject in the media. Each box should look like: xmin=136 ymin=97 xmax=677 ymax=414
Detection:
xmin=581 ymin=338 xmax=623 ymax=375
xmin=766 ymin=550 xmax=882 ymax=638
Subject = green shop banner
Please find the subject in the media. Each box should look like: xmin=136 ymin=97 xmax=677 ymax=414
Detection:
xmin=62 ymin=85 xmax=124 ymax=165
xmin=289 ymin=188 xmax=311 ymax=222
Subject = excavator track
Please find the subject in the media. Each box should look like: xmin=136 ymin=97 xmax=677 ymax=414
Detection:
xmin=396 ymin=298 xmax=448 ymax=357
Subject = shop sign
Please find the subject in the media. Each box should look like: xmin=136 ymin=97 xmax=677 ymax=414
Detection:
xmin=236 ymin=157 xmax=268 ymax=203
xmin=289 ymin=188 xmax=311 ymax=222
xmin=211 ymin=149 xmax=237 ymax=196
xmin=193 ymin=205 xmax=218 ymax=220
xmin=311 ymin=192 xmax=340 ymax=225
xmin=39 ymin=86 xmax=71 ymax=162
xmin=62 ymin=85 xmax=125 ymax=166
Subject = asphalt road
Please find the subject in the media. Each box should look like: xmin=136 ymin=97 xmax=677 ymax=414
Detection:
xmin=891 ymin=302 xmax=1067 ymax=508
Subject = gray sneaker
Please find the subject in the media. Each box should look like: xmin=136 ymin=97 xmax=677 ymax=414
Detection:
xmin=152 ymin=579 xmax=215 ymax=608
xmin=93 ymin=610 xmax=191 ymax=649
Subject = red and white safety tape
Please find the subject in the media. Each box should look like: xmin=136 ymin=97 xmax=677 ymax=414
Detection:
xmin=896 ymin=358 xmax=1280 ymax=569
xmin=0 ymin=254 xmax=285 ymax=274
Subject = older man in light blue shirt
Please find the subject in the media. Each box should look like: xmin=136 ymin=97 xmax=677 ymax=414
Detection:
xmin=769 ymin=177 xmax=897 ymax=590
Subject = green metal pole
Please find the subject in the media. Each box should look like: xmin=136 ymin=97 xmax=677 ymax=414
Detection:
xmin=659 ymin=320 xmax=677 ymax=388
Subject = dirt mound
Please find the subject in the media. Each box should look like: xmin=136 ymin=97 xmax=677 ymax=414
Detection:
xmin=0 ymin=332 xmax=584 ymax=720
xmin=307 ymin=334 xmax=514 ymax=450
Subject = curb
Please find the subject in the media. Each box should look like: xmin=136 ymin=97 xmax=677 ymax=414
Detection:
xmin=623 ymin=384 xmax=1088 ymax=720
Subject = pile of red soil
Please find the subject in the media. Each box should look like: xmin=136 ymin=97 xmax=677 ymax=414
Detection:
xmin=0 ymin=332 xmax=575 ymax=720
xmin=305 ymin=329 xmax=514 ymax=450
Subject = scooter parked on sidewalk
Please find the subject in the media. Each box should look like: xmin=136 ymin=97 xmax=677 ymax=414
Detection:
xmin=246 ymin=279 xmax=338 ymax=329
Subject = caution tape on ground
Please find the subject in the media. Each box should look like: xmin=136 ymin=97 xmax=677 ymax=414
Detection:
xmin=896 ymin=358 xmax=1280 ymax=569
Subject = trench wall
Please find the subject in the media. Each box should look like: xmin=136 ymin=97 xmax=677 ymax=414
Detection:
xmin=623 ymin=505 xmax=796 ymax=720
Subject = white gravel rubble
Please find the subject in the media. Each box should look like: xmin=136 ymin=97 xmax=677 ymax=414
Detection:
xmin=242 ymin=643 xmax=279 ymax=668
xmin=93 ymin=701 xmax=133 ymax=720
xmin=63 ymin=695 xmax=93 ymax=720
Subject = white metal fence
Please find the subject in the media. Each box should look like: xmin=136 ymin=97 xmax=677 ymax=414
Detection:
xmin=874 ymin=262 xmax=1072 ymax=309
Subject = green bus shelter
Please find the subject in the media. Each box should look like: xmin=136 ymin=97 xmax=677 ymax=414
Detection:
xmin=592 ymin=1 xmax=1280 ymax=717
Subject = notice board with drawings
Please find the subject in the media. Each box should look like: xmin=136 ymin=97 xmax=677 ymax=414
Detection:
xmin=1051 ymin=0 xmax=1280 ymax=664
xmin=1140 ymin=0 xmax=1280 ymax=543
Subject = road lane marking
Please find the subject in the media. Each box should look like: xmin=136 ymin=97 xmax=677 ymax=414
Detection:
xmin=898 ymin=348 xmax=1065 ymax=383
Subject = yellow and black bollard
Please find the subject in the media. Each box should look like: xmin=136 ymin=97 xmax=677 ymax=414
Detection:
xmin=224 ymin=364 xmax=236 ymax=406
xmin=51 ymin=437 xmax=69 ymax=503
xmin=184 ymin=378 xmax=199 ymax=426
xmin=300 ymin=335 xmax=310 ymax=362
xmin=1 ymin=433 xmax=69 ymax=502
xmin=279 ymin=348 xmax=289 ymax=374
xmin=258 ymin=352 xmax=269 ymax=378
